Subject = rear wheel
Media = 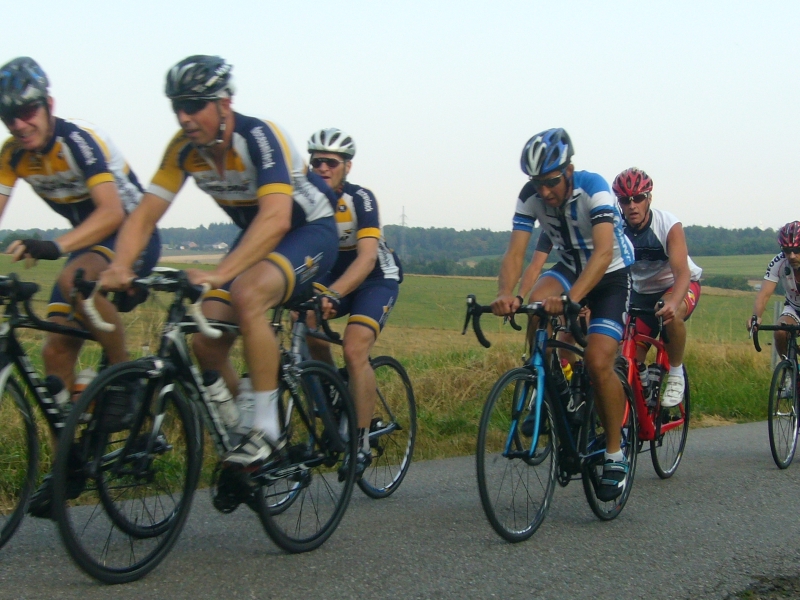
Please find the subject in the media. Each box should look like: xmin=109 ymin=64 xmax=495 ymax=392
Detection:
xmin=357 ymin=356 xmax=416 ymax=499
xmin=768 ymin=360 xmax=798 ymax=469
xmin=650 ymin=365 xmax=690 ymax=478
xmin=0 ymin=377 xmax=37 ymax=549
xmin=476 ymin=367 xmax=556 ymax=542
xmin=52 ymin=361 xmax=202 ymax=584
xmin=580 ymin=373 xmax=638 ymax=521
xmin=255 ymin=360 xmax=357 ymax=553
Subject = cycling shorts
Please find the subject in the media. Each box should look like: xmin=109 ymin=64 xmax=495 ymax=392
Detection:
xmin=316 ymin=275 xmax=399 ymax=338
xmin=630 ymin=280 xmax=701 ymax=338
xmin=48 ymin=229 xmax=161 ymax=320
xmin=540 ymin=262 xmax=631 ymax=341
xmin=781 ymin=303 xmax=800 ymax=325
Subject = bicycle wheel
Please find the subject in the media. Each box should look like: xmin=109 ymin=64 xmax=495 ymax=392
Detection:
xmin=357 ymin=356 xmax=416 ymax=499
xmin=768 ymin=360 xmax=798 ymax=469
xmin=650 ymin=365 xmax=690 ymax=478
xmin=476 ymin=367 xmax=556 ymax=542
xmin=580 ymin=373 xmax=638 ymax=521
xmin=52 ymin=361 xmax=202 ymax=584
xmin=255 ymin=360 xmax=357 ymax=553
xmin=0 ymin=377 xmax=37 ymax=549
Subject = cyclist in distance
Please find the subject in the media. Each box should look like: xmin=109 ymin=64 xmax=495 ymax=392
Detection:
xmin=492 ymin=128 xmax=635 ymax=501
xmin=614 ymin=167 xmax=702 ymax=407
xmin=748 ymin=221 xmax=800 ymax=358
xmin=305 ymin=128 xmax=402 ymax=476
xmin=0 ymin=56 xmax=160 ymax=515
xmin=100 ymin=55 xmax=339 ymax=468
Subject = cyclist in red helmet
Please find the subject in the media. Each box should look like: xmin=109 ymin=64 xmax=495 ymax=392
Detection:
xmin=749 ymin=221 xmax=800 ymax=357
xmin=615 ymin=167 xmax=702 ymax=408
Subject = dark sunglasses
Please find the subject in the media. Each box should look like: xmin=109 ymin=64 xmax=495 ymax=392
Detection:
xmin=530 ymin=170 xmax=566 ymax=190
xmin=617 ymin=193 xmax=650 ymax=206
xmin=1 ymin=102 xmax=43 ymax=126
xmin=310 ymin=157 xmax=344 ymax=169
xmin=783 ymin=246 xmax=800 ymax=256
xmin=171 ymin=98 xmax=210 ymax=115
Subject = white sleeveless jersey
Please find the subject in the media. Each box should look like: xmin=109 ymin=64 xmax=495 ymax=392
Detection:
xmin=765 ymin=253 xmax=800 ymax=310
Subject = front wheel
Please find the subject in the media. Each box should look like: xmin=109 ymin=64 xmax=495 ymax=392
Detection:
xmin=768 ymin=360 xmax=798 ymax=469
xmin=52 ymin=361 xmax=202 ymax=584
xmin=357 ymin=356 xmax=417 ymax=499
xmin=650 ymin=365 xmax=690 ymax=478
xmin=476 ymin=367 xmax=556 ymax=542
xmin=580 ymin=373 xmax=638 ymax=521
xmin=0 ymin=377 xmax=37 ymax=549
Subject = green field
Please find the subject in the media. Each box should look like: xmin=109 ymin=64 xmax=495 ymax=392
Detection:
xmin=692 ymin=254 xmax=773 ymax=280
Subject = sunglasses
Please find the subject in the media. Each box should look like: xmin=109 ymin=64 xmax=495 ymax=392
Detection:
xmin=783 ymin=247 xmax=800 ymax=256
xmin=530 ymin=170 xmax=566 ymax=190
xmin=1 ymin=102 xmax=43 ymax=126
xmin=617 ymin=193 xmax=650 ymax=206
xmin=310 ymin=157 xmax=345 ymax=169
xmin=171 ymin=98 xmax=210 ymax=115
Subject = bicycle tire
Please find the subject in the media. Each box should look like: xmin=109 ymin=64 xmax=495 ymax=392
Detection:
xmin=256 ymin=360 xmax=357 ymax=553
xmin=768 ymin=360 xmax=798 ymax=469
xmin=52 ymin=360 xmax=202 ymax=584
xmin=0 ymin=377 xmax=38 ymax=549
xmin=357 ymin=356 xmax=417 ymax=499
xmin=650 ymin=365 xmax=690 ymax=478
xmin=580 ymin=371 xmax=638 ymax=521
xmin=476 ymin=367 xmax=556 ymax=542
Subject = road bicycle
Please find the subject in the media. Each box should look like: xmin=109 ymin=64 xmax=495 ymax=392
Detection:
xmin=463 ymin=295 xmax=637 ymax=542
xmin=51 ymin=268 xmax=357 ymax=584
xmin=306 ymin=319 xmax=416 ymax=499
xmin=751 ymin=320 xmax=800 ymax=468
xmin=0 ymin=273 xmax=104 ymax=549
xmin=621 ymin=305 xmax=690 ymax=478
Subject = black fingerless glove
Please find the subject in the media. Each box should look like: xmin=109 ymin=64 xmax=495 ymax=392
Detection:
xmin=21 ymin=239 xmax=62 ymax=260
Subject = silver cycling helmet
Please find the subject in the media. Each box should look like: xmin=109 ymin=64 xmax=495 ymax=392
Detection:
xmin=165 ymin=55 xmax=234 ymax=100
xmin=0 ymin=57 xmax=49 ymax=116
xmin=307 ymin=128 xmax=356 ymax=158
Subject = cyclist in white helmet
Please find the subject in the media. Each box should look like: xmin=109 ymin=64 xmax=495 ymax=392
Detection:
xmin=306 ymin=128 xmax=402 ymax=476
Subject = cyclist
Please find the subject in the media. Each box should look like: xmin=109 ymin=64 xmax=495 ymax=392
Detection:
xmin=0 ymin=56 xmax=160 ymax=515
xmin=614 ymin=167 xmax=702 ymax=407
xmin=492 ymin=128 xmax=635 ymax=501
xmin=748 ymin=221 xmax=800 ymax=359
xmin=304 ymin=128 xmax=402 ymax=476
xmin=100 ymin=55 xmax=339 ymax=468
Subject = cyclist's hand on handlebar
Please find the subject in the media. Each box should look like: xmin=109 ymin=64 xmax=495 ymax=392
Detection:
xmin=542 ymin=294 xmax=567 ymax=316
xmin=655 ymin=299 xmax=679 ymax=326
xmin=490 ymin=294 xmax=520 ymax=316
xmin=320 ymin=295 xmax=339 ymax=320
xmin=186 ymin=268 xmax=224 ymax=291
xmin=747 ymin=315 xmax=761 ymax=333
xmin=99 ymin=263 xmax=136 ymax=292
xmin=7 ymin=239 xmax=62 ymax=264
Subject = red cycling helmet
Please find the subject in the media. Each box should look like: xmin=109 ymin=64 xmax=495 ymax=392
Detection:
xmin=612 ymin=167 xmax=653 ymax=198
xmin=778 ymin=221 xmax=800 ymax=248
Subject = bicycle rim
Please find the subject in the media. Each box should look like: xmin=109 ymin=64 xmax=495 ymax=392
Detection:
xmin=53 ymin=362 xmax=202 ymax=584
xmin=357 ymin=356 xmax=417 ymax=499
xmin=650 ymin=365 xmax=690 ymax=478
xmin=0 ymin=377 xmax=37 ymax=549
xmin=256 ymin=360 xmax=357 ymax=553
xmin=476 ymin=367 xmax=556 ymax=542
xmin=768 ymin=360 xmax=798 ymax=469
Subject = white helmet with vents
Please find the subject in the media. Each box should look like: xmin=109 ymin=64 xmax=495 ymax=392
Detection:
xmin=307 ymin=128 xmax=356 ymax=158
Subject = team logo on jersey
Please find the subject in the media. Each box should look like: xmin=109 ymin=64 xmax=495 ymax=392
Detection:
xmin=338 ymin=204 xmax=347 ymax=212
xmin=295 ymin=253 xmax=323 ymax=285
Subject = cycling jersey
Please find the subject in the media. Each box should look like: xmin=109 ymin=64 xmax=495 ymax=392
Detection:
xmin=623 ymin=208 xmax=702 ymax=294
xmin=765 ymin=253 xmax=800 ymax=311
xmin=327 ymin=181 xmax=401 ymax=282
xmin=148 ymin=113 xmax=336 ymax=230
xmin=0 ymin=117 xmax=144 ymax=225
xmin=513 ymin=170 xmax=634 ymax=275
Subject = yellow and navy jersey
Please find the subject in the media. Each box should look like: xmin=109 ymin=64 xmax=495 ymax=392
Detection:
xmin=0 ymin=117 xmax=144 ymax=227
xmin=148 ymin=113 xmax=336 ymax=231
xmin=330 ymin=182 xmax=401 ymax=282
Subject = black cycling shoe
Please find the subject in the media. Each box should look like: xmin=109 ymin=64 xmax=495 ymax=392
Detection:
xmin=355 ymin=451 xmax=372 ymax=478
xmin=212 ymin=466 xmax=256 ymax=513
xmin=27 ymin=472 xmax=86 ymax=520
xmin=596 ymin=458 xmax=629 ymax=502
xmin=519 ymin=411 xmax=547 ymax=438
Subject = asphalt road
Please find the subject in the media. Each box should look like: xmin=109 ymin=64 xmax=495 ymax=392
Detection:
xmin=1 ymin=421 xmax=799 ymax=600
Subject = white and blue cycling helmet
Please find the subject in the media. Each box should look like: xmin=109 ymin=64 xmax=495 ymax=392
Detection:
xmin=520 ymin=128 xmax=574 ymax=177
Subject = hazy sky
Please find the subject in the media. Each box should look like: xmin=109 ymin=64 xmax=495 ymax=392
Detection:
xmin=1 ymin=1 xmax=796 ymax=234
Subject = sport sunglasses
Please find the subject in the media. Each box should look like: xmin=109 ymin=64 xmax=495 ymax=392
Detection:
xmin=171 ymin=98 xmax=211 ymax=115
xmin=530 ymin=170 xmax=566 ymax=190
xmin=0 ymin=102 xmax=43 ymax=126
xmin=310 ymin=157 xmax=345 ymax=169
xmin=617 ymin=193 xmax=650 ymax=206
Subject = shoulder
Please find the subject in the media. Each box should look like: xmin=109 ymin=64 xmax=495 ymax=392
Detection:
xmin=0 ymin=136 xmax=22 ymax=162
xmin=345 ymin=181 xmax=376 ymax=204
xmin=573 ymin=170 xmax=611 ymax=197
xmin=517 ymin=180 xmax=539 ymax=203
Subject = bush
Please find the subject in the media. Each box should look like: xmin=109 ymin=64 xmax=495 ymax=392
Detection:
xmin=701 ymin=274 xmax=752 ymax=291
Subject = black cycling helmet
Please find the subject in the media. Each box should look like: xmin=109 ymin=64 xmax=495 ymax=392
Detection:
xmin=0 ymin=57 xmax=49 ymax=116
xmin=165 ymin=55 xmax=234 ymax=100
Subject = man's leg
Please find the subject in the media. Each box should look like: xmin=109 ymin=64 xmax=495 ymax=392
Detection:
xmin=584 ymin=333 xmax=625 ymax=454
xmin=661 ymin=289 xmax=694 ymax=408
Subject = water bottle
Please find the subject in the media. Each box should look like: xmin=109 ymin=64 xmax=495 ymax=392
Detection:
xmin=202 ymin=370 xmax=240 ymax=429
xmin=647 ymin=364 xmax=663 ymax=406
xmin=636 ymin=361 xmax=649 ymax=397
xmin=568 ymin=360 xmax=585 ymax=424
xmin=560 ymin=359 xmax=573 ymax=382
xmin=44 ymin=375 xmax=71 ymax=419
xmin=72 ymin=368 xmax=97 ymax=398
xmin=552 ymin=360 xmax=572 ymax=408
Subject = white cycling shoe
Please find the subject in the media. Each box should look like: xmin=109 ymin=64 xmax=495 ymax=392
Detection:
xmin=660 ymin=372 xmax=685 ymax=408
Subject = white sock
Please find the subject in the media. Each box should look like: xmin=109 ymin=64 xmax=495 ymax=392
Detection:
xmin=253 ymin=389 xmax=281 ymax=444
xmin=669 ymin=364 xmax=683 ymax=377
xmin=359 ymin=428 xmax=370 ymax=453
xmin=605 ymin=450 xmax=624 ymax=462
